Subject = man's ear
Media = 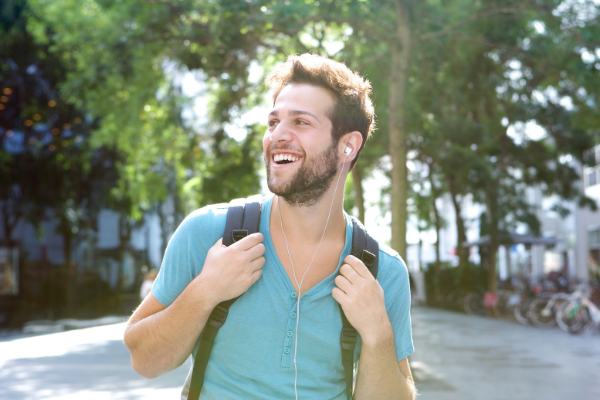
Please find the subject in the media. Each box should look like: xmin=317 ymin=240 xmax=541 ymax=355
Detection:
xmin=340 ymin=131 xmax=363 ymax=162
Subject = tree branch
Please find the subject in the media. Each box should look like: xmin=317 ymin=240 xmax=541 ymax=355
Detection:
xmin=137 ymin=0 xmax=209 ymax=30
xmin=356 ymin=51 xmax=390 ymax=72
xmin=417 ymin=7 xmax=525 ymax=42
xmin=527 ymin=0 xmax=599 ymax=48
xmin=299 ymin=15 xmax=389 ymax=43
xmin=451 ymin=35 xmax=563 ymax=82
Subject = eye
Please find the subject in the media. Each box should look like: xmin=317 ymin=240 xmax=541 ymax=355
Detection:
xmin=268 ymin=119 xmax=279 ymax=127
xmin=295 ymin=119 xmax=309 ymax=125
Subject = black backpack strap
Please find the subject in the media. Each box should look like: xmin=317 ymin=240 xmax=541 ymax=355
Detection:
xmin=340 ymin=217 xmax=379 ymax=400
xmin=188 ymin=196 xmax=262 ymax=400
xmin=340 ymin=311 xmax=358 ymax=400
xmin=350 ymin=218 xmax=379 ymax=278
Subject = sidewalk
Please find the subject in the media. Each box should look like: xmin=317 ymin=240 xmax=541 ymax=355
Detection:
xmin=0 ymin=316 xmax=129 ymax=340
xmin=411 ymin=307 xmax=600 ymax=400
xmin=0 ymin=322 xmax=190 ymax=400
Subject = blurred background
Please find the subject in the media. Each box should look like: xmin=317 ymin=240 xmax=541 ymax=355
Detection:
xmin=1 ymin=0 xmax=600 ymax=398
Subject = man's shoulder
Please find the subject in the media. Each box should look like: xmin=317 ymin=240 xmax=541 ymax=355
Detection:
xmin=173 ymin=203 xmax=230 ymax=239
xmin=376 ymin=242 xmax=409 ymax=281
xmin=187 ymin=202 xmax=230 ymax=220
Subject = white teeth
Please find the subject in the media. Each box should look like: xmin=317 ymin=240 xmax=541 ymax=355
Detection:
xmin=274 ymin=154 xmax=298 ymax=163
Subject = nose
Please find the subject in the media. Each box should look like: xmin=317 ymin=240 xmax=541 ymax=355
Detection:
xmin=269 ymin=120 xmax=294 ymax=144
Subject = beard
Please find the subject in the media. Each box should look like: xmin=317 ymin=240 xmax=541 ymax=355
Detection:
xmin=265 ymin=142 xmax=339 ymax=207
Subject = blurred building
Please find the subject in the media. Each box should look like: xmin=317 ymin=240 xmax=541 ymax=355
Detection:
xmin=0 ymin=196 xmax=177 ymax=326
xmin=406 ymin=149 xmax=600 ymax=284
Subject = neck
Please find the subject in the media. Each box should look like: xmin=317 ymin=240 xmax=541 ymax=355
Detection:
xmin=273 ymin=177 xmax=348 ymax=245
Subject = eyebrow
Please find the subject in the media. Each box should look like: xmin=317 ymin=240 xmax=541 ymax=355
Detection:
xmin=269 ymin=109 xmax=321 ymax=122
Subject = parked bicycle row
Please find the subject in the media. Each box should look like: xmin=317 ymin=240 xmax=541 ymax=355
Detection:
xmin=439 ymin=278 xmax=600 ymax=335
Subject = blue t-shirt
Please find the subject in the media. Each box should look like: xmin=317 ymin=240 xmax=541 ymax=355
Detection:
xmin=153 ymin=196 xmax=414 ymax=400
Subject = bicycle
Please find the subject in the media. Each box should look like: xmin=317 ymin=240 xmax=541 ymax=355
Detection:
xmin=557 ymin=282 xmax=600 ymax=334
xmin=528 ymin=292 xmax=571 ymax=330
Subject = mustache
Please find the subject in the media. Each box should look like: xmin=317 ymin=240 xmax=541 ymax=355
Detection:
xmin=267 ymin=143 xmax=304 ymax=153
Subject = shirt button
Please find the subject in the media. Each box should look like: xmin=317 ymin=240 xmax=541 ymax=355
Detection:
xmin=287 ymin=330 xmax=293 ymax=337
xmin=284 ymin=347 xmax=290 ymax=354
xmin=290 ymin=311 xmax=297 ymax=319
xmin=291 ymin=291 xmax=297 ymax=298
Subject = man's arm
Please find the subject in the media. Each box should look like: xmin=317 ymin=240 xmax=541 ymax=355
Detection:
xmin=124 ymin=283 xmax=215 ymax=379
xmin=332 ymin=255 xmax=416 ymax=400
xmin=124 ymin=234 xmax=265 ymax=379
xmin=352 ymin=323 xmax=416 ymax=399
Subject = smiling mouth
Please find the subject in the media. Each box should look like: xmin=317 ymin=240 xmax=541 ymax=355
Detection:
xmin=273 ymin=153 xmax=301 ymax=165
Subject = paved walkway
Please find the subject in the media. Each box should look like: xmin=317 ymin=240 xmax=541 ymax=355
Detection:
xmin=0 ymin=323 xmax=190 ymax=399
xmin=1 ymin=308 xmax=599 ymax=399
xmin=411 ymin=307 xmax=600 ymax=400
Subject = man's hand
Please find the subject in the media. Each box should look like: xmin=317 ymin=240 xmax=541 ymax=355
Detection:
xmin=198 ymin=233 xmax=266 ymax=307
xmin=332 ymin=255 xmax=390 ymax=343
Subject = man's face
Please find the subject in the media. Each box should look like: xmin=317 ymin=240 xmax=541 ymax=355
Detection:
xmin=263 ymin=84 xmax=340 ymax=206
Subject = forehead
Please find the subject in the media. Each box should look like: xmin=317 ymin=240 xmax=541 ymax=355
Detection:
xmin=272 ymin=84 xmax=335 ymax=118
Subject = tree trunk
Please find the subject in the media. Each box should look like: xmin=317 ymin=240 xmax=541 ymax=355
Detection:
xmin=417 ymin=228 xmax=423 ymax=271
xmin=432 ymin=194 xmax=441 ymax=273
xmin=1 ymin=205 xmax=21 ymax=242
xmin=158 ymin=201 xmax=170 ymax=261
xmin=118 ymin=214 xmax=132 ymax=292
xmin=448 ymin=175 xmax=468 ymax=269
xmin=61 ymin=219 xmax=74 ymax=317
xmin=487 ymin=195 xmax=499 ymax=293
xmin=426 ymin=165 xmax=441 ymax=273
xmin=352 ymin=166 xmax=365 ymax=223
xmin=389 ymin=0 xmax=412 ymax=260
xmin=488 ymin=231 xmax=498 ymax=293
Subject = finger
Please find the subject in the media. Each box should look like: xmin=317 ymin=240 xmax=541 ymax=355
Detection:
xmin=249 ymin=269 xmax=263 ymax=285
xmin=344 ymin=255 xmax=371 ymax=279
xmin=248 ymin=256 xmax=266 ymax=272
xmin=213 ymin=237 xmax=224 ymax=248
xmin=339 ymin=263 xmax=361 ymax=284
xmin=230 ymin=232 xmax=264 ymax=251
xmin=246 ymin=242 xmax=266 ymax=261
xmin=334 ymin=275 xmax=353 ymax=294
xmin=331 ymin=287 xmax=348 ymax=304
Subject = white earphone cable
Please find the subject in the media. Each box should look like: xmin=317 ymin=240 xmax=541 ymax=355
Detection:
xmin=277 ymin=150 xmax=349 ymax=400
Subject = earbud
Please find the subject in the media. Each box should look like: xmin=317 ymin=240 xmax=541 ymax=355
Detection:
xmin=344 ymin=146 xmax=351 ymax=155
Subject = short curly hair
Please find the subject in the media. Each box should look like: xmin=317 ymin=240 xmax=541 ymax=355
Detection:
xmin=265 ymin=54 xmax=375 ymax=169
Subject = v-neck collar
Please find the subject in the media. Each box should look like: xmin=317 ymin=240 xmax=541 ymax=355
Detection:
xmin=262 ymin=196 xmax=353 ymax=300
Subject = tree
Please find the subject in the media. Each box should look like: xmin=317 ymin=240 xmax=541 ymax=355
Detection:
xmin=406 ymin=0 xmax=600 ymax=292
xmin=0 ymin=0 xmax=101 ymax=248
xmin=28 ymin=0 xmax=600 ymax=275
xmin=29 ymin=0 xmax=267 ymax=235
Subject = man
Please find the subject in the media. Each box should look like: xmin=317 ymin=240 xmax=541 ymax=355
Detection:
xmin=124 ymin=54 xmax=415 ymax=399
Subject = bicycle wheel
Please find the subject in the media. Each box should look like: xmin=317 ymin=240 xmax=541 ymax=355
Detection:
xmin=559 ymin=303 xmax=590 ymax=335
xmin=528 ymin=298 xmax=557 ymax=329
xmin=463 ymin=293 xmax=484 ymax=315
xmin=555 ymin=300 xmax=577 ymax=333
xmin=513 ymin=298 xmax=531 ymax=325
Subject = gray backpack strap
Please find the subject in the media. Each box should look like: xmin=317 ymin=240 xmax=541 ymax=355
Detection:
xmin=186 ymin=196 xmax=262 ymax=400
xmin=340 ymin=217 xmax=379 ymax=399
xmin=222 ymin=195 xmax=262 ymax=246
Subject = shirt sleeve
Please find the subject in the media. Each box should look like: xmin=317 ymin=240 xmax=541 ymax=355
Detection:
xmin=378 ymin=251 xmax=414 ymax=362
xmin=152 ymin=207 xmax=216 ymax=307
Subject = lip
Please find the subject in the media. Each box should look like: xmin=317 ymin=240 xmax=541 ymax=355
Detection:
xmin=270 ymin=151 xmax=303 ymax=170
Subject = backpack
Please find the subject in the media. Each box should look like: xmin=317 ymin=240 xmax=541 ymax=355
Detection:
xmin=186 ymin=196 xmax=379 ymax=400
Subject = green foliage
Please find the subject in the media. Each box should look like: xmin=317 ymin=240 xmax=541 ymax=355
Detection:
xmin=8 ymin=0 xmax=600 ymax=260
xmin=424 ymin=263 xmax=487 ymax=309
xmin=406 ymin=0 xmax=600 ymax=240
xmin=0 ymin=1 xmax=117 ymax=246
